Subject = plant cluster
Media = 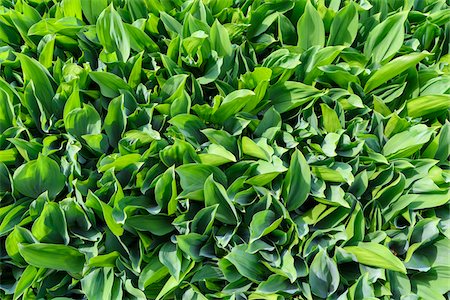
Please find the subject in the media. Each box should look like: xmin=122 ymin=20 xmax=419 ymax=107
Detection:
xmin=0 ymin=0 xmax=449 ymax=299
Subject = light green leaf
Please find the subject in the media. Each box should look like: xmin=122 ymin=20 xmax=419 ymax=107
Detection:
xmin=364 ymin=52 xmax=429 ymax=92
xmin=89 ymin=71 xmax=131 ymax=98
xmin=364 ymin=11 xmax=408 ymax=63
xmin=297 ymin=1 xmax=325 ymax=51
xmin=97 ymin=4 xmax=130 ymax=61
xmin=269 ymin=81 xmax=323 ymax=113
xmin=212 ymin=90 xmax=255 ymax=124
xmin=19 ymin=243 xmax=85 ymax=273
xmin=328 ymin=2 xmax=358 ymax=46
xmin=344 ymin=242 xmax=407 ymax=273
xmin=406 ymin=95 xmax=450 ymax=118
xmin=383 ymin=124 xmax=434 ymax=158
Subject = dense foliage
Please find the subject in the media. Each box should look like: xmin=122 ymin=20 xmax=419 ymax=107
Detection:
xmin=0 ymin=0 xmax=449 ymax=299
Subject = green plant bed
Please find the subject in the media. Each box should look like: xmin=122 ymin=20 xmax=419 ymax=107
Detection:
xmin=0 ymin=0 xmax=449 ymax=299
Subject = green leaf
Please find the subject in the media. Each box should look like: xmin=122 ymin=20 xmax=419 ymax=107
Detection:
xmin=225 ymin=244 xmax=269 ymax=282
xmin=97 ymin=4 xmax=130 ymax=61
xmin=249 ymin=210 xmax=283 ymax=242
xmin=269 ymin=81 xmax=323 ymax=113
xmin=320 ymin=103 xmax=342 ymax=132
xmin=125 ymin=23 xmax=159 ymax=53
xmin=212 ymin=90 xmax=255 ymax=124
xmin=0 ymin=88 xmax=15 ymax=133
xmin=177 ymin=233 xmax=207 ymax=261
xmin=125 ymin=215 xmax=174 ymax=236
xmin=309 ymin=249 xmax=339 ymax=298
xmin=13 ymin=155 xmax=65 ymax=199
xmin=210 ymin=19 xmax=232 ymax=57
xmin=155 ymin=166 xmax=178 ymax=215
xmin=139 ymin=256 xmax=169 ymax=289
xmin=297 ymin=1 xmax=325 ymax=51
xmin=65 ymin=104 xmax=102 ymax=138
xmin=88 ymin=251 xmax=120 ymax=267
xmin=159 ymin=243 xmax=182 ymax=281
xmin=364 ymin=52 xmax=429 ymax=92
xmin=327 ymin=2 xmax=358 ymax=46
xmin=283 ymin=149 xmax=311 ymax=211
xmin=344 ymin=242 xmax=407 ymax=274
xmin=81 ymin=0 xmax=108 ymax=24
xmin=364 ymin=11 xmax=408 ymax=63
xmin=13 ymin=265 xmax=37 ymax=300
xmin=19 ymin=243 xmax=85 ymax=273
xmin=81 ymin=267 xmax=115 ymax=300
xmin=89 ymin=71 xmax=131 ymax=98
xmin=406 ymin=95 xmax=450 ymax=118
xmin=204 ymin=175 xmax=238 ymax=225
xmin=383 ymin=124 xmax=434 ymax=158
xmin=16 ymin=53 xmax=55 ymax=114
xmin=104 ymin=95 xmax=126 ymax=147
xmin=31 ymin=202 xmax=69 ymax=244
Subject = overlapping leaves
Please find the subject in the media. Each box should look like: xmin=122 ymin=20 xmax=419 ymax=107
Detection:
xmin=0 ymin=0 xmax=449 ymax=299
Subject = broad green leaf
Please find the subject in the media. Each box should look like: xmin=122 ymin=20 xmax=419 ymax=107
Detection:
xmin=177 ymin=233 xmax=207 ymax=261
xmin=86 ymin=191 xmax=124 ymax=236
xmin=249 ymin=210 xmax=283 ymax=242
xmin=81 ymin=0 xmax=108 ymax=24
xmin=13 ymin=265 xmax=37 ymax=300
xmin=364 ymin=11 xmax=408 ymax=63
xmin=61 ymin=0 xmax=82 ymax=19
xmin=344 ymin=242 xmax=407 ymax=273
xmin=309 ymin=249 xmax=339 ymax=298
xmin=383 ymin=124 xmax=434 ymax=158
xmin=89 ymin=71 xmax=131 ymax=98
xmin=31 ymin=202 xmax=69 ymax=244
xmin=212 ymin=90 xmax=255 ymax=124
xmin=88 ymin=251 xmax=120 ymax=267
xmin=256 ymin=274 xmax=297 ymax=294
xmin=97 ymin=4 xmax=130 ymax=61
xmin=364 ymin=52 xmax=428 ymax=92
xmin=17 ymin=53 xmax=55 ymax=114
xmin=19 ymin=243 xmax=85 ymax=273
xmin=204 ymin=175 xmax=238 ymax=225
xmin=406 ymin=95 xmax=450 ymax=118
xmin=155 ymin=166 xmax=177 ymax=215
xmin=13 ymin=155 xmax=65 ymax=199
xmin=327 ymin=2 xmax=358 ymax=46
xmin=6 ymin=226 xmax=36 ymax=264
xmin=283 ymin=149 xmax=311 ymax=211
xmin=269 ymin=81 xmax=323 ymax=113
xmin=125 ymin=23 xmax=159 ymax=53
xmin=320 ymin=103 xmax=342 ymax=132
xmin=125 ymin=215 xmax=174 ymax=236
xmin=159 ymin=243 xmax=182 ymax=281
xmin=139 ymin=256 xmax=169 ymax=289
xmin=210 ymin=19 xmax=232 ymax=57
xmin=104 ymin=95 xmax=126 ymax=147
xmin=0 ymin=89 xmax=15 ymax=133
xmin=242 ymin=137 xmax=270 ymax=161
xmin=297 ymin=1 xmax=325 ymax=51
xmin=311 ymin=163 xmax=354 ymax=184
xmin=81 ymin=267 xmax=115 ymax=300
xmin=65 ymin=104 xmax=101 ymax=138
xmin=176 ymin=163 xmax=227 ymax=200
xmin=225 ymin=244 xmax=269 ymax=282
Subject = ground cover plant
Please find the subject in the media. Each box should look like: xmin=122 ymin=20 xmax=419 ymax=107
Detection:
xmin=0 ymin=0 xmax=449 ymax=299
